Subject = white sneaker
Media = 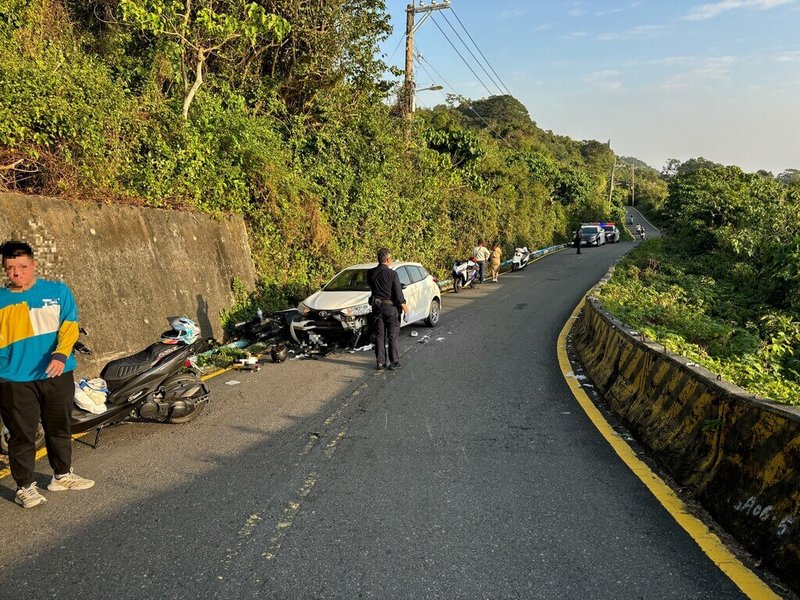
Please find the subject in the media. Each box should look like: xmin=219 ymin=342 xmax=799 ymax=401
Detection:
xmin=48 ymin=469 xmax=95 ymax=491
xmin=15 ymin=484 xmax=47 ymax=509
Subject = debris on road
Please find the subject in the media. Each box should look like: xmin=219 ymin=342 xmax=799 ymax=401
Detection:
xmin=225 ymin=380 xmax=241 ymax=386
xmin=410 ymin=331 xmax=419 ymax=337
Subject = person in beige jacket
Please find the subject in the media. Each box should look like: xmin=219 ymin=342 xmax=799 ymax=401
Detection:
xmin=489 ymin=242 xmax=502 ymax=282
xmin=472 ymin=241 xmax=490 ymax=283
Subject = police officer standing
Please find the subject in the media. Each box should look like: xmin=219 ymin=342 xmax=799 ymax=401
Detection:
xmin=367 ymin=248 xmax=409 ymax=371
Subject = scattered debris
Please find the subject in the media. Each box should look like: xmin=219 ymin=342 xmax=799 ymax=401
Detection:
xmin=687 ymin=362 xmax=698 ymax=367
xmin=561 ymin=411 xmax=571 ymax=415
xmin=225 ymin=380 xmax=241 ymax=386
xmin=435 ymin=337 xmax=445 ymax=342
xmin=292 ymin=353 xmax=311 ymax=360
xmin=353 ymin=344 xmax=374 ymax=353
xmin=410 ymin=331 xmax=419 ymax=337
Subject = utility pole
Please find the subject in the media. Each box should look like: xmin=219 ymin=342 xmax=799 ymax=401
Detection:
xmin=630 ymin=165 xmax=636 ymax=207
xmin=402 ymin=1 xmax=452 ymax=119
xmin=608 ymin=162 xmax=619 ymax=206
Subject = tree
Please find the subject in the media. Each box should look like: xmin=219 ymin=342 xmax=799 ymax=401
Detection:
xmin=119 ymin=0 xmax=290 ymax=119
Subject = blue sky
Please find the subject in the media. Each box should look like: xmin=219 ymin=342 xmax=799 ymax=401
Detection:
xmin=380 ymin=0 xmax=800 ymax=174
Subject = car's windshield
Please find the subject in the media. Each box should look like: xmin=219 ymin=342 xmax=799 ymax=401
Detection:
xmin=582 ymin=226 xmax=599 ymax=235
xmin=323 ymin=268 xmax=371 ymax=292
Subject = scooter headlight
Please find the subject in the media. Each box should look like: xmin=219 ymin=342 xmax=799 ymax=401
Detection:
xmin=341 ymin=303 xmax=372 ymax=317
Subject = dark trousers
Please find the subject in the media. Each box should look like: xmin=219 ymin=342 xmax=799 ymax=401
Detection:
xmin=575 ymin=240 xmax=581 ymax=254
xmin=374 ymin=304 xmax=400 ymax=365
xmin=476 ymin=260 xmax=486 ymax=283
xmin=0 ymin=372 xmax=74 ymax=488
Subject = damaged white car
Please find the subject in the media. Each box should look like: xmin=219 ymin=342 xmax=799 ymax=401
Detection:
xmin=290 ymin=262 xmax=441 ymax=348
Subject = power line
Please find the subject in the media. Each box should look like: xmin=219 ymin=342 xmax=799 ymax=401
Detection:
xmin=415 ymin=50 xmax=517 ymax=151
xmin=429 ymin=13 xmax=497 ymax=98
xmin=439 ymin=11 xmax=505 ymax=96
xmin=450 ymin=7 xmax=513 ymax=96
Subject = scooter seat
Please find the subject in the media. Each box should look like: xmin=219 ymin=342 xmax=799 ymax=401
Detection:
xmin=101 ymin=342 xmax=177 ymax=390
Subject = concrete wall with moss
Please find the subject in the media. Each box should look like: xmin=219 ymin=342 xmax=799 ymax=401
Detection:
xmin=572 ymin=297 xmax=800 ymax=590
xmin=0 ymin=192 xmax=256 ymax=375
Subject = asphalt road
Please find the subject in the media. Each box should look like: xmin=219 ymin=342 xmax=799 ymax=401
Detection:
xmin=0 ymin=212 xmax=746 ymax=599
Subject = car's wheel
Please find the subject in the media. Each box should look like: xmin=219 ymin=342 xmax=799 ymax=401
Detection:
xmin=453 ymin=277 xmax=462 ymax=293
xmin=425 ymin=299 xmax=440 ymax=327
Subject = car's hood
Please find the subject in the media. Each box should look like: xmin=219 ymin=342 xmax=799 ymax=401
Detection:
xmin=302 ymin=290 xmax=370 ymax=311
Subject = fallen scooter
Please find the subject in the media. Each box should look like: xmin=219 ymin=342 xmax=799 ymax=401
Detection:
xmin=452 ymin=258 xmax=479 ymax=292
xmin=511 ymin=247 xmax=531 ymax=271
xmin=0 ymin=317 xmax=210 ymax=453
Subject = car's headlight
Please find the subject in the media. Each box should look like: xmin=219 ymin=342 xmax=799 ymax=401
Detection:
xmin=341 ymin=303 xmax=372 ymax=317
xmin=297 ymin=301 xmax=310 ymax=316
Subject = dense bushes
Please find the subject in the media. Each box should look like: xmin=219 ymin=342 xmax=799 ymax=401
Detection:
xmin=598 ymin=160 xmax=800 ymax=405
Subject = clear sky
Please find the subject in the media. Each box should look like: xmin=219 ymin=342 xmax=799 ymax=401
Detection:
xmin=380 ymin=0 xmax=800 ymax=174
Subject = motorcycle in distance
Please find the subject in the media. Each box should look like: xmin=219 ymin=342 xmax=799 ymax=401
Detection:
xmin=511 ymin=247 xmax=531 ymax=271
xmin=452 ymin=258 xmax=480 ymax=292
xmin=636 ymin=224 xmax=646 ymax=241
xmin=0 ymin=317 xmax=210 ymax=454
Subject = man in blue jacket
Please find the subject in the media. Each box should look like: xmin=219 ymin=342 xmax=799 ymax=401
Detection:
xmin=0 ymin=240 xmax=94 ymax=509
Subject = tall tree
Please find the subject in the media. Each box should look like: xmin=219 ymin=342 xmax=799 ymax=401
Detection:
xmin=119 ymin=0 xmax=290 ymax=118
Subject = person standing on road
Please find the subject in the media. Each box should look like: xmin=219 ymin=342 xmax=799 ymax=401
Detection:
xmin=489 ymin=242 xmax=502 ymax=283
xmin=574 ymin=228 xmax=583 ymax=254
xmin=0 ymin=240 xmax=94 ymax=509
xmin=367 ymin=248 xmax=409 ymax=371
xmin=472 ymin=241 xmax=490 ymax=284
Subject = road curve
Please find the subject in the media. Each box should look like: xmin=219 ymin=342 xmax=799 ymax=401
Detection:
xmin=0 ymin=229 xmax=750 ymax=598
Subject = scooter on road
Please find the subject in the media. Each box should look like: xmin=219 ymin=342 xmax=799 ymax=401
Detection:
xmin=452 ymin=258 xmax=479 ymax=292
xmin=511 ymin=247 xmax=531 ymax=271
xmin=1 ymin=317 xmax=210 ymax=453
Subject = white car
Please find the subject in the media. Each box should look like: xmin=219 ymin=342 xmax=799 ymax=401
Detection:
xmin=290 ymin=262 xmax=442 ymax=348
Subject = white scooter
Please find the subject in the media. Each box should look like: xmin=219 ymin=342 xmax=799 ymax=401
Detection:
xmin=511 ymin=247 xmax=531 ymax=271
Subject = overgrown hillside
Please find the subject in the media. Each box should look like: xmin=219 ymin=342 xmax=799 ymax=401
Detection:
xmin=2 ymin=0 xmax=638 ymax=311
xmin=598 ymin=160 xmax=800 ymax=404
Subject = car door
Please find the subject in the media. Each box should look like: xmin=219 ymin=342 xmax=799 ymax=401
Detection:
xmin=395 ymin=266 xmax=419 ymax=324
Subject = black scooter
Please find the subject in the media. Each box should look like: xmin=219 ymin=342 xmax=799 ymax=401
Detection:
xmin=1 ymin=325 xmax=210 ymax=453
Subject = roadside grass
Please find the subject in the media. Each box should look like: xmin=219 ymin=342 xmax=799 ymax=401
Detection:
xmin=597 ymin=239 xmax=800 ymax=405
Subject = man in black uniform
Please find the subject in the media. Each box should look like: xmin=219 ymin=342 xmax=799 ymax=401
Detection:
xmin=367 ymin=248 xmax=409 ymax=371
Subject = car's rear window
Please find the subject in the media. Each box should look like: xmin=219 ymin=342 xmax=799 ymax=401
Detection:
xmin=324 ymin=269 xmax=370 ymax=292
xmin=582 ymin=226 xmax=599 ymax=235
xmin=603 ymin=226 xmax=615 ymax=232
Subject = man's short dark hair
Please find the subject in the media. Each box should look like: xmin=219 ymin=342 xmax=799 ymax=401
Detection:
xmin=1 ymin=240 xmax=34 ymax=262
xmin=377 ymin=248 xmax=391 ymax=263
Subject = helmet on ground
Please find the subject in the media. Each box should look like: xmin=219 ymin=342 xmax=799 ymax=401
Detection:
xmin=271 ymin=344 xmax=288 ymax=363
xmin=161 ymin=316 xmax=200 ymax=345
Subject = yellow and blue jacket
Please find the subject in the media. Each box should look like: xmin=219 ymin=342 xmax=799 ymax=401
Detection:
xmin=0 ymin=279 xmax=79 ymax=382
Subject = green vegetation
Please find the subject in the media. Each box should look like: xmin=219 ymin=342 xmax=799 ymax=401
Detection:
xmin=598 ymin=160 xmax=800 ymax=405
xmin=1 ymin=0 xmax=632 ymax=319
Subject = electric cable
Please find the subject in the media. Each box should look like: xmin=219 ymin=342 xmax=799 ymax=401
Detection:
xmin=415 ymin=50 xmax=517 ymax=151
xmin=451 ymin=7 xmax=513 ymax=96
xmin=429 ymin=13 xmax=497 ymax=98
xmin=440 ymin=11 xmax=505 ymax=96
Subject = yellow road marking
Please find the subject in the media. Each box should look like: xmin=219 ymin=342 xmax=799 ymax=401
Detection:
xmin=557 ymin=295 xmax=779 ymax=600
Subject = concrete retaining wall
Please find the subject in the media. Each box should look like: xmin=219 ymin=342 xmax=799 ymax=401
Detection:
xmin=573 ymin=298 xmax=800 ymax=590
xmin=0 ymin=193 xmax=256 ymax=375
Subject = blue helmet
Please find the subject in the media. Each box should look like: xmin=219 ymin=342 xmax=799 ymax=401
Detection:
xmin=161 ymin=316 xmax=200 ymax=345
